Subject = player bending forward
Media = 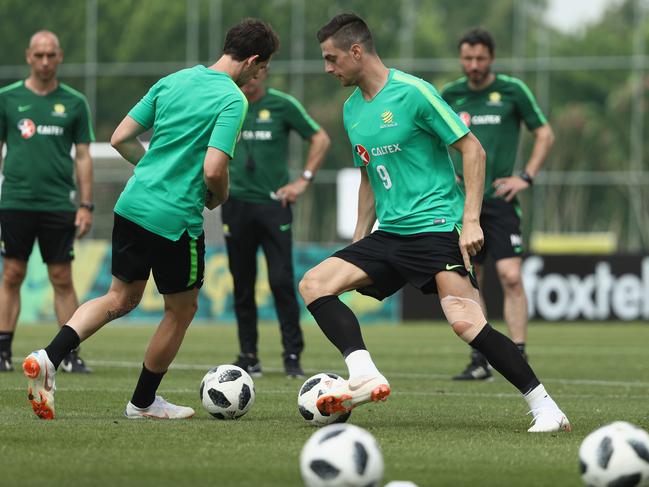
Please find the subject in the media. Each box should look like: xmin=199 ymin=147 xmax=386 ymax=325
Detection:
xmin=22 ymin=18 xmax=279 ymax=420
xmin=298 ymin=13 xmax=570 ymax=433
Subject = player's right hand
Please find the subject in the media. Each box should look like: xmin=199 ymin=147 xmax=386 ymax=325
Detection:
xmin=458 ymin=221 xmax=484 ymax=271
xmin=205 ymin=190 xmax=219 ymax=210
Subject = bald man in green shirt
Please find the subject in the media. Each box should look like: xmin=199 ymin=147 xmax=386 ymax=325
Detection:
xmin=0 ymin=30 xmax=94 ymax=373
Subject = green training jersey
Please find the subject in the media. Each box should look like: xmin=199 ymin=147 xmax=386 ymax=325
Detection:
xmin=229 ymin=88 xmax=319 ymax=203
xmin=441 ymin=74 xmax=547 ymax=199
xmin=344 ymin=69 xmax=469 ymax=235
xmin=115 ymin=65 xmax=247 ymax=240
xmin=0 ymin=81 xmax=95 ymax=211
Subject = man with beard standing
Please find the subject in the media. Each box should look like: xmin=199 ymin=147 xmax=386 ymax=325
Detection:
xmin=441 ymin=28 xmax=555 ymax=380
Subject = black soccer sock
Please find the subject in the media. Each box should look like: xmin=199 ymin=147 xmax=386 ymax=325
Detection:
xmin=44 ymin=325 xmax=81 ymax=369
xmin=307 ymin=295 xmax=366 ymax=357
xmin=0 ymin=332 xmax=14 ymax=357
xmin=469 ymin=323 xmax=540 ymax=394
xmin=131 ymin=364 xmax=166 ymax=409
xmin=515 ymin=342 xmax=526 ymax=355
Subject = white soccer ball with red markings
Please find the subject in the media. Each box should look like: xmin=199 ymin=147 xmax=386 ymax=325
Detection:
xmin=579 ymin=421 xmax=649 ymax=487
xmin=200 ymin=364 xmax=255 ymax=419
xmin=297 ymin=372 xmax=351 ymax=426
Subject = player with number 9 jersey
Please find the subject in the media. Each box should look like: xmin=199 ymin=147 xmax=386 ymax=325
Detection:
xmin=344 ymin=68 xmax=468 ymax=235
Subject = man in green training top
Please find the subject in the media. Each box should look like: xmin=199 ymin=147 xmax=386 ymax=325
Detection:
xmin=299 ymin=13 xmax=569 ymax=433
xmin=0 ymin=30 xmax=94 ymax=373
xmin=224 ymin=67 xmax=330 ymax=379
xmin=22 ymin=18 xmax=279 ymax=420
xmin=441 ymin=28 xmax=555 ymax=381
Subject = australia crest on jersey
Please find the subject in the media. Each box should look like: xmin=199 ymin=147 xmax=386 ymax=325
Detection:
xmin=487 ymin=91 xmax=503 ymax=107
xmin=380 ymin=110 xmax=398 ymax=129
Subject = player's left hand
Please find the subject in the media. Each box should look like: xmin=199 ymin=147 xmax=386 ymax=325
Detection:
xmin=493 ymin=176 xmax=529 ymax=201
xmin=459 ymin=220 xmax=484 ymax=271
xmin=75 ymin=208 xmax=93 ymax=238
xmin=274 ymin=179 xmax=309 ymax=208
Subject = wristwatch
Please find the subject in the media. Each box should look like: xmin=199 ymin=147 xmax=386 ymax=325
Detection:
xmin=301 ymin=169 xmax=315 ymax=182
xmin=518 ymin=171 xmax=534 ymax=186
xmin=79 ymin=202 xmax=95 ymax=212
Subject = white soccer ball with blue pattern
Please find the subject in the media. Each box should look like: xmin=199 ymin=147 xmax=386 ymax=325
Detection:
xmin=297 ymin=373 xmax=351 ymax=426
xmin=579 ymin=421 xmax=649 ymax=487
xmin=300 ymin=423 xmax=384 ymax=487
xmin=200 ymin=364 xmax=255 ymax=419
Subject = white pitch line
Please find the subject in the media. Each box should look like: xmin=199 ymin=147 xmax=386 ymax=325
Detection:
xmin=83 ymin=360 xmax=649 ymax=389
xmin=2 ymin=386 xmax=647 ymax=401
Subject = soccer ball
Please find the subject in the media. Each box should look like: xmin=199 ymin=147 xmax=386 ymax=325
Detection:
xmin=579 ymin=421 xmax=649 ymax=487
xmin=199 ymin=364 xmax=255 ymax=419
xmin=300 ymin=423 xmax=384 ymax=487
xmin=297 ymin=373 xmax=351 ymax=426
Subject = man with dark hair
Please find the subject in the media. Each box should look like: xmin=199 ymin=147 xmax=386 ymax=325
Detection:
xmin=0 ymin=30 xmax=94 ymax=373
xmin=22 ymin=18 xmax=278 ymax=420
xmin=224 ymin=67 xmax=330 ymax=379
xmin=301 ymin=13 xmax=569 ymax=432
xmin=441 ymin=27 xmax=555 ymax=381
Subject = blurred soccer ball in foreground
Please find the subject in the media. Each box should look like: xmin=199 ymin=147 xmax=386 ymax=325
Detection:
xmin=579 ymin=421 xmax=649 ymax=487
xmin=200 ymin=364 xmax=255 ymax=419
xmin=297 ymin=373 xmax=351 ymax=426
xmin=300 ymin=423 xmax=384 ymax=487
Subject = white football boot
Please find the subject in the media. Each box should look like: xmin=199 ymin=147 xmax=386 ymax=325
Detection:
xmin=22 ymin=349 xmax=57 ymax=420
xmin=125 ymin=395 xmax=195 ymax=419
xmin=528 ymin=407 xmax=571 ymax=433
xmin=316 ymin=374 xmax=391 ymax=415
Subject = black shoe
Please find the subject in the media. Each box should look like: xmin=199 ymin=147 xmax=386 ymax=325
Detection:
xmin=283 ymin=353 xmax=304 ymax=379
xmin=61 ymin=348 xmax=93 ymax=373
xmin=0 ymin=351 xmax=13 ymax=372
xmin=452 ymin=351 xmax=492 ymax=381
xmin=234 ymin=353 xmax=262 ymax=378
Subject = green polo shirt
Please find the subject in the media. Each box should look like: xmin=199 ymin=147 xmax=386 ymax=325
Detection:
xmin=344 ymin=69 xmax=468 ymax=235
xmin=114 ymin=65 xmax=248 ymax=240
xmin=229 ymin=88 xmax=319 ymax=203
xmin=0 ymin=81 xmax=94 ymax=211
xmin=441 ymin=74 xmax=547 ymax=199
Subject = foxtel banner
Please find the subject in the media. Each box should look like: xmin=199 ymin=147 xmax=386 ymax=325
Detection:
xmin=402 ymin=255 xmax=649 ymax=322
xmin=0 ymin=241 xmax=397 ymax=324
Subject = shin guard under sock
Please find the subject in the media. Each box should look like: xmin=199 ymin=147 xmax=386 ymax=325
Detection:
xmin=307 ymin=295 xmax=366 ymax=357
xmin=470 ymin=323 xmax=540 ymax=394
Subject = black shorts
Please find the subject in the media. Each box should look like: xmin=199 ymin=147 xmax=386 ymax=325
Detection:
xmin=111 ymin=213 xmax=205 ymax=295
xmin=0 ymin=209 xmax=76 ymax=263
xmin=474 ymin=198 xmax=524 ymax=264
xmin=333 ymin=230 xmax=479 ymax=300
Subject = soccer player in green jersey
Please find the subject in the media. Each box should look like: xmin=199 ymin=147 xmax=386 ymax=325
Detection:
xmin=300 ymin=13 xmax=569 ymax=432
xmin=22 ymin=19 xmax=279 ymax=420
xmin=441 ymin=28 xmax=555 ymax=381
xmin=224 ymin=67 xmax=330 ymax=378
xmin=0 ymin=31 xmax=94 ymax=373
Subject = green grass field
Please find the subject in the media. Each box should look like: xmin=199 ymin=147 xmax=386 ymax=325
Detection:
xmin=1 ymin=321 xmax=648 ymax=486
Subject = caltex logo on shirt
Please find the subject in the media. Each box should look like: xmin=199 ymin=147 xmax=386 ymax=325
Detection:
xmin=355 ymin=144 xmax=371 ymax=165
xmin=459 ymin=111 xmax=471 ymax=127
xmin=17 ymin=118 xmax=36 ymax=139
